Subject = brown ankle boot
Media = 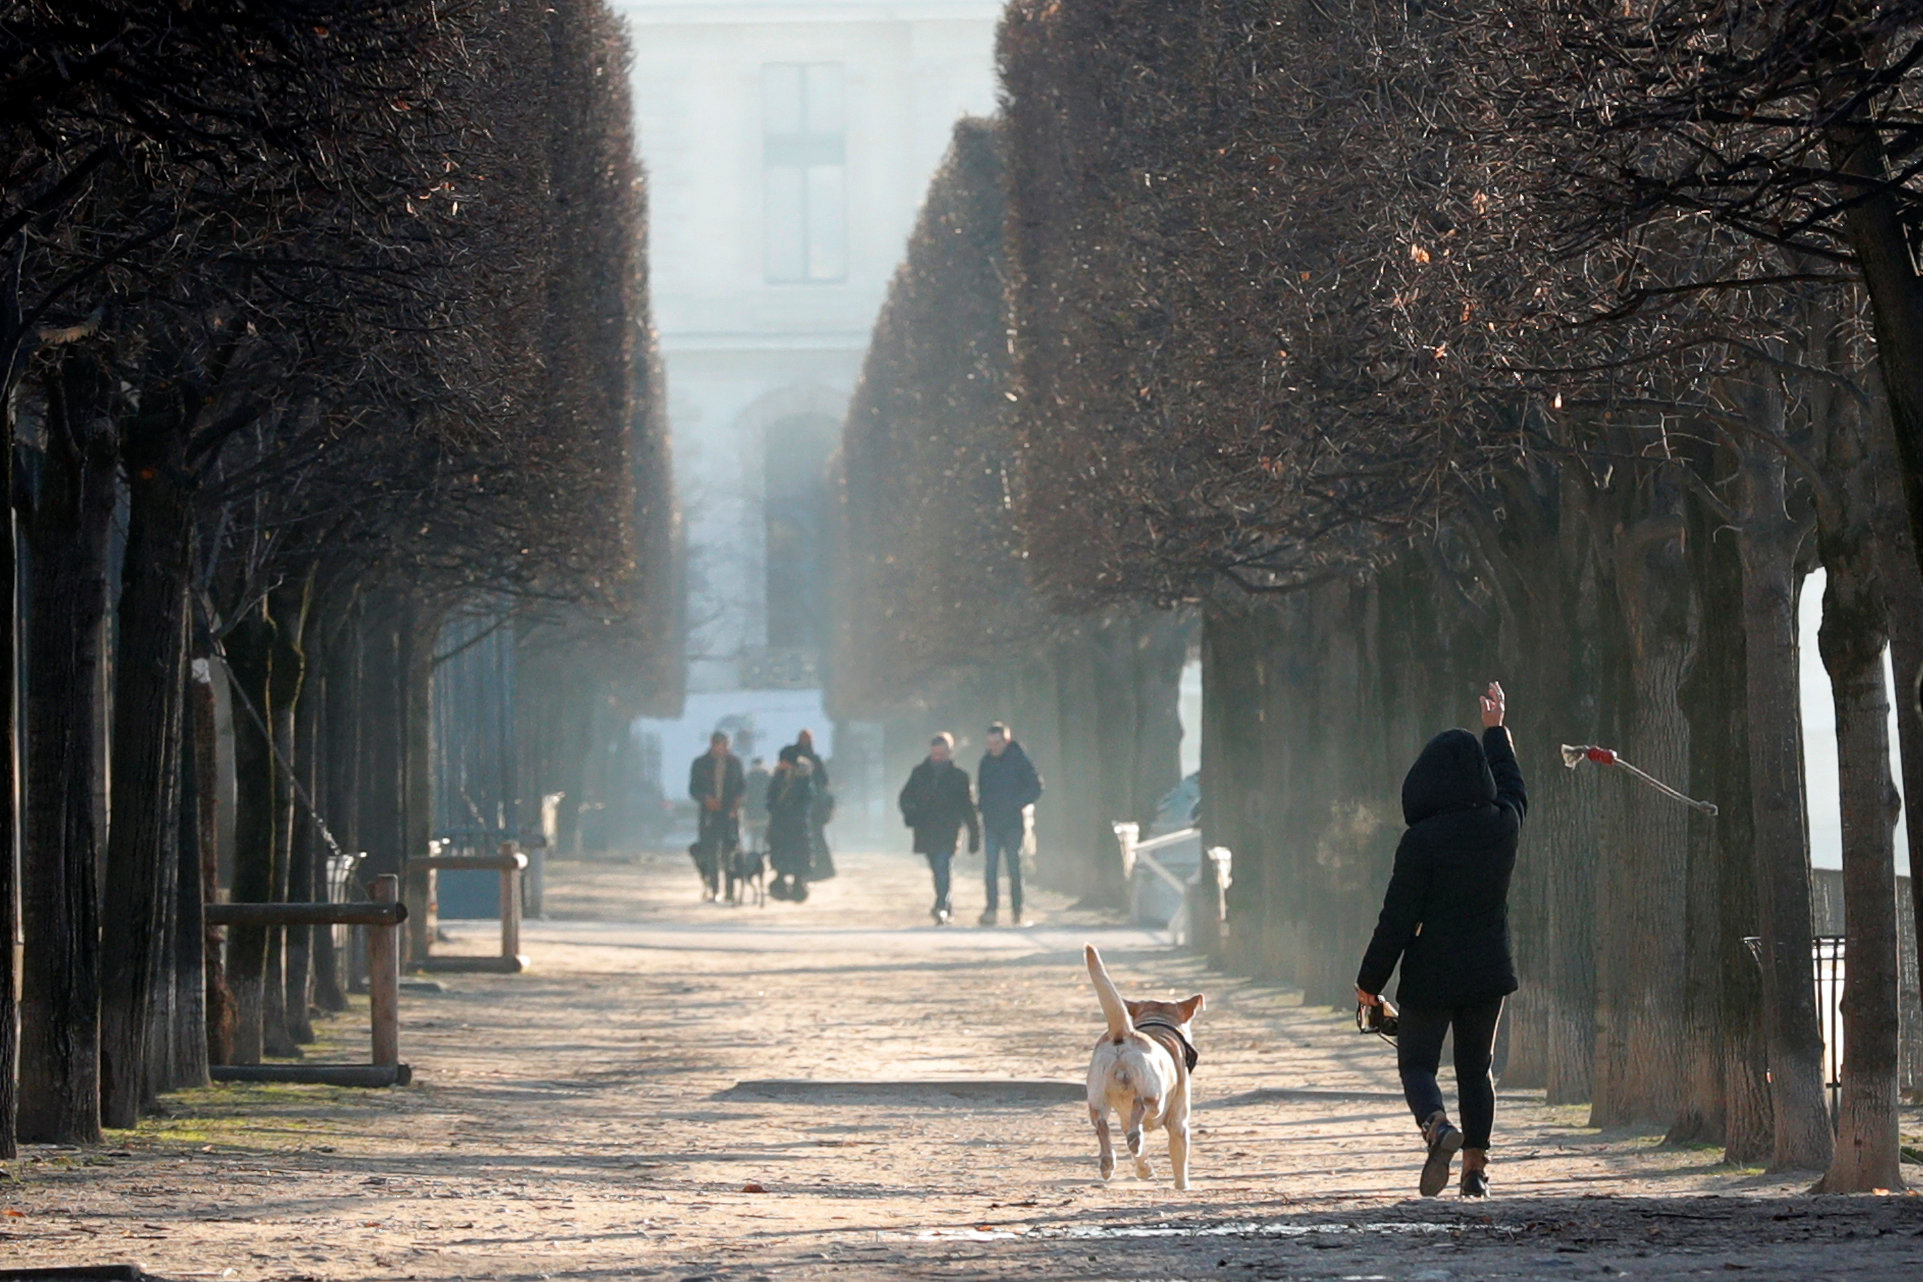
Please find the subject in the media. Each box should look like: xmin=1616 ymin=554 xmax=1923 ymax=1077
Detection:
xmin=1418 ymin=1111 xmax=1462 ymax=1197
xmin=1460 ymin=1147 xmax=1489 ymax=1198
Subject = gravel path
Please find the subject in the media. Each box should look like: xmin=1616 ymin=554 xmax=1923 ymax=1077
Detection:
xmin=1 ymin=847 xmax=1918 ymax=1280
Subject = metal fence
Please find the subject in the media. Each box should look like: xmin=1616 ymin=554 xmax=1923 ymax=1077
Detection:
xmin=1746 ymin=928 xmax=1913 ymax=1123
xmin=1807 ymin=870 xmax=1922 ymax=1097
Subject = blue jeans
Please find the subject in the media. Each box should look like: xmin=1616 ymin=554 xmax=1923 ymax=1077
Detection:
xmin=983 ymin=824 xmax=1023 ymax=913
xmin=923 ymin=846 xmax=953 ymax=908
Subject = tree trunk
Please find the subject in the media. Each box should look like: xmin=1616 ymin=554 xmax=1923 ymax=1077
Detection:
xmin=1811 ymin=476 xmax=1906 ymax=1193
xmin=270 ymin=578 xmax=313 ymax=1046
xmin=223 ymin=606 xmax=276 ymax=1066
xmin=1590 ymin=508 xmax=1695 ymax=1127
xmin=1717 ymin=660 xmax=1774 ymax=1166
xmin=313 ymin=613 xmax=359 ymax=1011
xmin=359 ymin=599 xmax=407 ymax=887
xmin=1670 ymin=477 xmax=1742 ymax=1148
xmin=18 ymin=353 xmax=117 ymax=1144
xmin=1734 ymin=428 xmax=1834 ymax=1171
xmin=1201 ymin=598 xmax=1267 ymax=973
xmin=0 ymin=242 xmax=23 ymax=1158
xmin=98 ymin=451 xmax=192 ymax=1128
xmin=1824 ymin=110 xmax=1923 ymax=619
xmin=0 ymin=341 xmax=17 ymax=1156
xmin=1045 ymin=628 xmax=1104 ymax=901
xmin=402 ymin=610 xmax=434 ymax=962
xmin=190 ymin=660 xmax=232 ymax=1066
xmin=1546 ymin=485 xmax=1609 ymax=1105
xmin=170 ymin=683 xmax=210 ymax=1089
xmin=1870 ymin=414 xmax=1923 ymax=1078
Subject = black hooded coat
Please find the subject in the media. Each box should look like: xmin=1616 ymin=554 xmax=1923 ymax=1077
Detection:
xmin=1356 ymin=726 xmax=1527 ymax=1009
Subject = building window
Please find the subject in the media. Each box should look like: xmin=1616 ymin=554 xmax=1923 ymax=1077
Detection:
xmin=763 ymin=62 xmax=846 ymax=284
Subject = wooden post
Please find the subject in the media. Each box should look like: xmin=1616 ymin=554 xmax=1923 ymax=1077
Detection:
xmin=415 ymin=849 xmax=528 ymax=972
xmin=498 ymin=840 xmax=520 ymax=963
xmin=369 ymin=874 xmax=400 ymax=1068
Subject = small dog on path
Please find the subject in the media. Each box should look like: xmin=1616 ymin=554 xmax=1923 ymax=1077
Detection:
xmin=1083 ymin=944 xmax=1204 ymax=1189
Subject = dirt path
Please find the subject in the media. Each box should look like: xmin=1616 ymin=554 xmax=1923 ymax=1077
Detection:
xmin=2 ymin=847 xmax=1919 ymax=1280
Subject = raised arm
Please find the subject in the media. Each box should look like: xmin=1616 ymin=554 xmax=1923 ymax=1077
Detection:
xmin=1479 ymin=681 xmax=1526 ymax=822
xmin=1484 ymin=727 xmax=1526 ymax=822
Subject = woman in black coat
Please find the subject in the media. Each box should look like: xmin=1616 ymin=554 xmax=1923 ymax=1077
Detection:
xmin=1356 ymin=682 xmax=1526 ymax=1199
xmin=765 ymin=747 xmax=817 ymax=902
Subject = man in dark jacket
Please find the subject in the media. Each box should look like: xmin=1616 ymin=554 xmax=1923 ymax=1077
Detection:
xmin=975 ymin=721 xmax=1042 ymax=926
xmin=688 ymin=731 xmax=746 ymax=902
xmin=899 ymin=732 xmax=980 ymax=925
xmin=1356 ymin=682 xmax=1525 ymax=1200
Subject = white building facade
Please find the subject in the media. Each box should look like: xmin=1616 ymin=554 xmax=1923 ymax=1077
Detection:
xmin=618 ymin=1 xmax=1002 ymax=790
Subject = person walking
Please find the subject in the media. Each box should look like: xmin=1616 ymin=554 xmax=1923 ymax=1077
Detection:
xmin=687 ymin=731 xmax=745 ymax=902
xmin=898 ymin=732 xmax=979 ymax=925
xmin=1355 ymin=682 xmax=1526 ymax=1199
xmin=790 ymin=728 xmax=836 ymax=882
xmin=765 ymin=745 xmax=818 ymax=902
xmin=975 ymin=721 xmax=1042 ymax=926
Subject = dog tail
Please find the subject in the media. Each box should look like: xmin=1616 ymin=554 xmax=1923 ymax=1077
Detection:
xmin=1086 ymin=944 xmax=1132 ymax=1041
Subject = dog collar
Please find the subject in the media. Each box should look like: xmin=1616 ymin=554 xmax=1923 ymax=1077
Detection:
xmin=1134 ymin=1018 xmax=1198 ymax=1072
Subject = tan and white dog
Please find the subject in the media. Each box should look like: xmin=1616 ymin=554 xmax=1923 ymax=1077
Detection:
xmin=1083 ymin=944 xmax=1205 ymax=1189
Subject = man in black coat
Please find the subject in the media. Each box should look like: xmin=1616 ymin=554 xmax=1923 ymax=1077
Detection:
xmin=975 ymin=721 xmax=1042 ymax=926
xmin=688 ymin=731 xmax=745 ymax=902
xmin=1356 ymin=682 xmax=1525 ymax=1200
xmin=899 ymin=732 xmax=980 ymax=925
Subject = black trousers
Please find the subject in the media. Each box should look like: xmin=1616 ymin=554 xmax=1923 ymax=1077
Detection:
xmin=1395 ymin=996 xmax=1504 ymax=1150
xmin=693 ymin=810 xmax=737 ymax=890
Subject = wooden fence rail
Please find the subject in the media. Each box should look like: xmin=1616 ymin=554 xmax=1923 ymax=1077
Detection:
xmin=417 ymin=842 xmax=529 ymax=973
xmin=207 ymin=873 xmax=411 ymax=1087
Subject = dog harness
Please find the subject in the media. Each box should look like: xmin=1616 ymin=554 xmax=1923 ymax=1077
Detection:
xmin=1133 ymin=1017 xmax=1199 ymax=1072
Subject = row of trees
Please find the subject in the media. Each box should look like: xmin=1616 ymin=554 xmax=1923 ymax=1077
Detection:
xmin=0 ymin=0 xmax=676 ymax=1152
xmin=830 ymin=119 xmax=1189 ymax=896
xmin=836 ymin=0 xmax=1923 ymax=1192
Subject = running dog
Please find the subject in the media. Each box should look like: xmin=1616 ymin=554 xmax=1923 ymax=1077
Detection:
xmin=1083 ymin=944 xmax=1205 ymax=1189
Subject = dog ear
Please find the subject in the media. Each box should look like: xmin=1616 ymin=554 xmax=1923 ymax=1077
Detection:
xmin=1123 ymin=998 xmax=1145 ymax=1019
xmin=1178 ymin=993 xmax=1205 ymax=1020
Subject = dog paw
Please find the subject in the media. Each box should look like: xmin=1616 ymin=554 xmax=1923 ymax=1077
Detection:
xmin=1098 ymin=1165 xmax=1115 ymax=1181
xmin=1134 ymin=1160 xmax=1155 ymax=1179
